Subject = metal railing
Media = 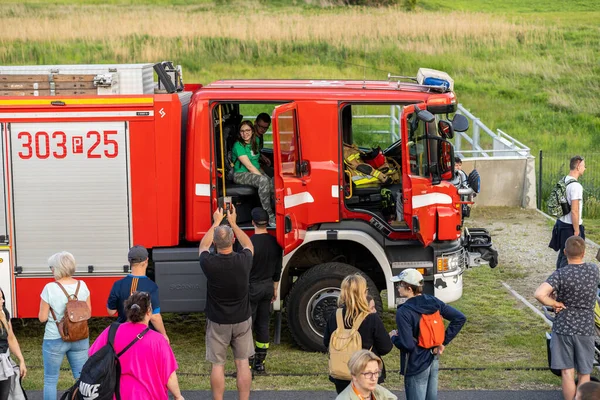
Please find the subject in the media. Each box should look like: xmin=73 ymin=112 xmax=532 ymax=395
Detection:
xmin=454 ymin=105 xmax=530 ymax=158
xmin=250 ymin=104 xmax=530 ymax=160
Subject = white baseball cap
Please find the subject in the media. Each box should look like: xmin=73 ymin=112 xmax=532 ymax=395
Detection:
xmin=390 ymin=268 xmax=424 ymax=286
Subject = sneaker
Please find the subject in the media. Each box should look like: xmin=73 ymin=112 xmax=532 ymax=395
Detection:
xmin=269 ymin=216 xmax=276 ymax=226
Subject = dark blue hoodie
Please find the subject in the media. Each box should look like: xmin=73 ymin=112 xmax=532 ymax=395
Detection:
xmin=391 ymin=294 xmax=466 ymax=376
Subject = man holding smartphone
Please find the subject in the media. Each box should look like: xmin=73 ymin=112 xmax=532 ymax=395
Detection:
xmin=199 ymin=205 xmax=254 ymax=400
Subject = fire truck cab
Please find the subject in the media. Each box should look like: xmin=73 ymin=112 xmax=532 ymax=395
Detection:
xmin=0 ymin=62 xmax=495 ymax=352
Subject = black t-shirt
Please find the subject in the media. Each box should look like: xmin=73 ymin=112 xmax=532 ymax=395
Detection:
xmin=0 ymin=311 xmax=9 ymax=354
xmin=250 ymin=233 xmax=283 ymax=283
xmin=200 ymin=248 xmax=253 ymax=324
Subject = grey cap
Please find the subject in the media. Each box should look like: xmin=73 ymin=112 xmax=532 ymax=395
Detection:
xmin=128 ymin=245 xmax=148 ymax=264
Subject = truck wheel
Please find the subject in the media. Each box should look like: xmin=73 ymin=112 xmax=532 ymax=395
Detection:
xmin=285 ymin=262 xmax=382 ymax=352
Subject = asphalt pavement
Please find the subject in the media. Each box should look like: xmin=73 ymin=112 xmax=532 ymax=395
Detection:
xmin=29 ymin=390 xmax=563 ymax=399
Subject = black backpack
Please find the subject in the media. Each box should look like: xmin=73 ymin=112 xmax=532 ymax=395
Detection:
xmin=61 ymin=322 xmax=149 ymax=400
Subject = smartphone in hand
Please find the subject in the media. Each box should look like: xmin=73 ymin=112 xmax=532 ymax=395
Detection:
xmin=224 ymin=196 xmax=232 ymax=213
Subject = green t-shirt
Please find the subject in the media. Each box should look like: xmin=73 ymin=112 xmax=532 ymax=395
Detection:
xmin=232 ymin=139 xmax=261 ymax=173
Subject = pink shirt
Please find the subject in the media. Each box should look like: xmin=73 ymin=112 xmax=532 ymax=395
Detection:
xmin=89 ymin=322 xmax=178 ymax=400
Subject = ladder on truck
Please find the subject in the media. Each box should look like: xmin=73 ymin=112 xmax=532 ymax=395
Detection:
xmin=0 ymin=61 xmax=183 ymax=96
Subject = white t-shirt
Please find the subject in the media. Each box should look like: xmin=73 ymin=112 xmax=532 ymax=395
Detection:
xmin=559 ymin=176 xmax=583 ymax=225
xmin=41 ymin=280 xmax=90 ymax=340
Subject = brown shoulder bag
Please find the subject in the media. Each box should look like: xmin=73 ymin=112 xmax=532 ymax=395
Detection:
xmin=50 ymin=281 xmax=91 ymax=342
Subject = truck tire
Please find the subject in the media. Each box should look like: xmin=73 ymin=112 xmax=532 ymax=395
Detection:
xmin=285 ymin=262 xmax=382 ymax=352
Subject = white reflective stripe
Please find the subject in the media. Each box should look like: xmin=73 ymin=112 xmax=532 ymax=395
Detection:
xmin=195 ymin=184 xmax=211 ymax=196
xmin=412 ymin=193 xmax=452 ymax=209
xmin=0 ymin=111 xmax=153 ymax=119
xmin=284 ymin=192 xmax=314 ymax=208
xmin=331 ymin=185 xmax=339 ymax=198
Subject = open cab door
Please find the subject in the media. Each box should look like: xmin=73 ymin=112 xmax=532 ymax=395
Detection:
xmin=401 ymin=104 xmax=455 ymax=247
xmin=272 ymin=102 xmax=311 ymax=254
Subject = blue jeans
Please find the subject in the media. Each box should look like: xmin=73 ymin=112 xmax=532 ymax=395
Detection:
xmin=42 ymin=338 xmax=89 ymax=400
xmin=404 ymin=357 xmax=439 ymax=400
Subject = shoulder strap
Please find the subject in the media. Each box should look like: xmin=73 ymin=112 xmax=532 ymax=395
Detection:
xmin=49 ymin=308 xmax=58 ymax=322
xmin=74 ymin=280 xmax=81 ymax=298
xmin=335 ymin=308 xmax=344 ymax=329
xmin=117 ymin=327 xmax=150 ymax=357
xmin=55 ymin=282 xmax=70 ymax=299
xmin=351 ymin=312 xmax=368 ymax=331
xmin=108 ymin=322 xmax=120 ymax=347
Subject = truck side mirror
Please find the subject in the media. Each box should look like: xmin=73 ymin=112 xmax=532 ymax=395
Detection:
xmin=451 ymin=114 xmax=469 ymax=132
xmin=438 ymin=120 xmax=454 ymax=139
xmin=417 ymin=108 xmax=435 ymax=123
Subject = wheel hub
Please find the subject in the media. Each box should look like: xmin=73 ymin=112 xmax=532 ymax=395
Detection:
xmin=306 ymin=287 xmax=340 ymax=337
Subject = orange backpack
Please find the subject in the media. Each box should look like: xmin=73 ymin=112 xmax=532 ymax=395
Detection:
xmin=418 ymin=311 xmax=445 ymax=349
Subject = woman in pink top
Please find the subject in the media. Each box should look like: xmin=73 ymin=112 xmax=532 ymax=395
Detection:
xmin=89 ymin=292 xmax=184 ymax=400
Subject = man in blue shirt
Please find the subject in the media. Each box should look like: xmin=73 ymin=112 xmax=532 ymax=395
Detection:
xmin=106 ymin=245 xmax=169 ymax=342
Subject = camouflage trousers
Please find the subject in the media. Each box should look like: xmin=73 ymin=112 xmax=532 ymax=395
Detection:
xmin=233 ymin=172 xmax=275 ymax=217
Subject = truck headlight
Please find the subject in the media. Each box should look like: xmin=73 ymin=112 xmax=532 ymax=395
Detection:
xmin=437 ymin=252 xmax=462 ymax=272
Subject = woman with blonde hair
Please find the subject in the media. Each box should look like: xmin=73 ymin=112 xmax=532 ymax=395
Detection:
xmin=336 ymin=350 xmax=397 ymax=400
xmin=38 ymin=251 xmax=91 ymax=400
xmin=324 ymin=274 xmax=392 ymax=394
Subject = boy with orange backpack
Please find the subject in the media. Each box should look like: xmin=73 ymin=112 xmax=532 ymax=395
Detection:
xmin=388 ymin=269 xmax=466 ymax=400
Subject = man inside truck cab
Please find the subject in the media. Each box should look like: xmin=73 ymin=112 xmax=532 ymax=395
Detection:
xmin=106 ymin=245 xmax=169 ymax=343
xmin=254 ymin=112 xmax=273 ymax=176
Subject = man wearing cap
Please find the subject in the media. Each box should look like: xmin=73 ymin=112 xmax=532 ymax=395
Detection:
xmin=199 ymin=205 xmax=254 ymax=400
xmin=106 ymin=245 xmax=169 ymax=342
xmin=254 ymin=113 xmax=273 ymax=177
xmin=389 ymin=269 xmax=466 ymax=400
xmin=248 ymin=207 xmax=282 ymax=374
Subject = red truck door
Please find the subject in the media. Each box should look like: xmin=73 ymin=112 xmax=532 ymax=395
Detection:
xmin=272 ymin=103 xmax=310 ymax=254
xmin=401 ymin=105 xmax=446 ymax=247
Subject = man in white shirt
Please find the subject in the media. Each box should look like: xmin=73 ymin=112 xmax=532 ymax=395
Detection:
xmin=554 ymin=155 xmax=586 ymax=269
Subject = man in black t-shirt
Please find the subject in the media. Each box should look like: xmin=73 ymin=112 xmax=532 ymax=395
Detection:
xmin=199 ymin=205 xmax=254 ymax=400
xmin=248 ymin=207 xmax=282 ymax=374
xmin=535 ymin=236 xmax=600 ymax=400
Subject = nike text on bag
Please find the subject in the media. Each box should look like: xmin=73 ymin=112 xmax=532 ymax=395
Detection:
xmin=328 ymin=308 xmax=368 ymax=380
xmin=50 ymin=281 xmax=91 ymax=342
xmin=547 ymin=177 xmax=575 ymax=218
xmin=418 ymin=311 xmax=445 ymax=349
xmin=60 ymin=323 xmax=150 ymax=400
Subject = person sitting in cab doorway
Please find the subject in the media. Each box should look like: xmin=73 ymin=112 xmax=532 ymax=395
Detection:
xmin=451 ymin=156 xmax=467 ymax=187
xmin=248 ymin=207 xmax=283 ymax=374
xmin=254 ymin=113 xmax=274 ymax=177
xmin=107 ymin=245 xmax=169 ymax=343
xmin=232 ymin=121 xmax=275 ymax=226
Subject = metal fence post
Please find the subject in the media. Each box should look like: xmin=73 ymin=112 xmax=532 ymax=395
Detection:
xmin=537 ymin=150 xmax=543 ymax=210
xmin=472 ymin=120 xmax=480 ymax=157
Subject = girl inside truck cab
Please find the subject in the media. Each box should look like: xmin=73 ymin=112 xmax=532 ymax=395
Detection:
xmin=231 ymin=120 xmax=276 ymax=225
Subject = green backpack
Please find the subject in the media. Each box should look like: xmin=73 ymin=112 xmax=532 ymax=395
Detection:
xmin=547 ymin=177 xmax=575 ymax=218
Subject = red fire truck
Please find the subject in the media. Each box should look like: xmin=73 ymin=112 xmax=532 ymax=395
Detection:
xmin=0 ymin=62 xmax=495 ymax=351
